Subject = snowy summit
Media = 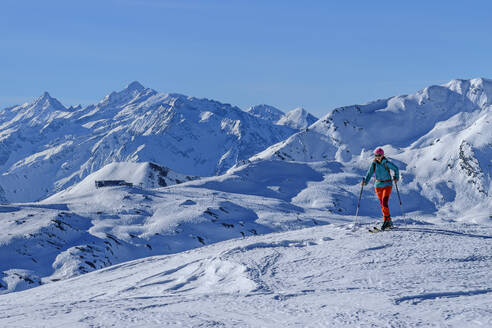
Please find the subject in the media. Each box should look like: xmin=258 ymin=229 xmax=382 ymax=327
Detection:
xmin=0 ymin=83 xmax=304 ymax=202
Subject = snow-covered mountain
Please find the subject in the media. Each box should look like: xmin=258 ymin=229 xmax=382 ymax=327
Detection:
xmin=0 ymin=82 xmax=298 ymax=202
xmin=245 ymin=104 xmax=285 ymax=122
xmin=246 ymin=104 xmax=318 ymax=130
xmin=1 ymin=78 xmax=491 ymax=327
xmin=252 ymin=78 xmax=492 ymax=218
xmin=0 ymin=91 xmax=68 ymax=128
xmin=277 ymin=106 xmax=318 ymax=130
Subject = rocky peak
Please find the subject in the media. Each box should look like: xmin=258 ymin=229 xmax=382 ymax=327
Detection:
xmin=32 ymin=92 xmax=66 ymax=112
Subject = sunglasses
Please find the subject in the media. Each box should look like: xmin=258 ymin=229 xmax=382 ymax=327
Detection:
xmin=375 ymin=154 xmax=382 ymax=157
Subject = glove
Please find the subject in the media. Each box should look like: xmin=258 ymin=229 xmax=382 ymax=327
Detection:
xmin=393 ymin=177 xmax=398 ymax=182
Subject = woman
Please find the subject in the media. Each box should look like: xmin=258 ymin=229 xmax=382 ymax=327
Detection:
xmin=362 ymin=147 xmax=399 ymax=230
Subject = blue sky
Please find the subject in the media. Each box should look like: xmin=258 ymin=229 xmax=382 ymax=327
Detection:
xmin=1 ymin=0 xmax=491 ymax=117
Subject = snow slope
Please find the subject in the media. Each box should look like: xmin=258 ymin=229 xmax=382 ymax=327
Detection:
xmin=252 ymin=78 xmax=492 ymax=219
xmin=0 ymin=78 xmax=491 ymax=327
xmin=0 ymin=82 xmax=298 ymax=202
xmin=0 ymin=159 xmax=332 ymax=294
xmin=1 ymin=78 xmax=491 ymax=295
xmin=1 ymin=221 xmax=491 ymax=327
xmin=62 ymin=161 xmax=198 ymax=194
xmin=1 ymin=151 xmax=489 ymax=297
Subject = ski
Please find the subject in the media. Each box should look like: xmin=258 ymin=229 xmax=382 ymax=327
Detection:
xmin=368 ymin=226 xmax=396 ymax=233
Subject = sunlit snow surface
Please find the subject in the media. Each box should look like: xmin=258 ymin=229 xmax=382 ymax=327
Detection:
xmin=1 ymin=221 xmax=491 ymax=327
xmin=0 ymin=158 xmax=491 ymax=327
xmin=1 ymin=78 xmax=492 ymax=326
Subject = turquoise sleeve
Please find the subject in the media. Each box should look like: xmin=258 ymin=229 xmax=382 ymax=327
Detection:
xmin=387 ymin=161 xmax=399 ymax=180
xmin=364 ymin=163 xmax=375 ymax=184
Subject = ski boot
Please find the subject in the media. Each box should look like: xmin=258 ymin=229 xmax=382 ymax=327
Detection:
xmin=381 ymin=217 xmax=393 ymax=231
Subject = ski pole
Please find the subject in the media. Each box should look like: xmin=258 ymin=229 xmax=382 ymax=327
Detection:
xmin=354 ymin=178 xmax=364 ymax=228
xmin=394 ymin=179 xmax=406 ymax=225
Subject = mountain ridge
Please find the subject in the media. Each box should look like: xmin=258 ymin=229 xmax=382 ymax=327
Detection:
xmin=0 ymin=77 xmax=490 ymax=299
xmin=0 ymin=83 xmax=312 ymax=202
xmin=249 ymin=78 xmax=491 ymax=218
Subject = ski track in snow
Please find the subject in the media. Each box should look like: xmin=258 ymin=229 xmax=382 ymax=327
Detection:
xmin=1 ymin=222 xmax=491 ymax=327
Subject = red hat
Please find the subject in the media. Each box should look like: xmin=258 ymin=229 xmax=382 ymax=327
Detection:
xmin=374 ymin=147 xmax=384 ymax=156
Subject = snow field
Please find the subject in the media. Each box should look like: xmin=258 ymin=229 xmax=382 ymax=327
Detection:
xmin=0 ymin=221 xmax=490 ymax=327
xmin=1 ymin=77 xmax=491 ymax=327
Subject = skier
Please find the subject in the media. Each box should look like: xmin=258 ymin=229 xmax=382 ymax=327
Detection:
xmin=362 ymin=147 xmax=400 ymax=230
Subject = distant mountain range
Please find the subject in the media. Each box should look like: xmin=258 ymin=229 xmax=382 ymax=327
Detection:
xmin=0 ymin=82 xmax=316 ymax=202
xmin=0 ymin=77 xmax=491 ymax=295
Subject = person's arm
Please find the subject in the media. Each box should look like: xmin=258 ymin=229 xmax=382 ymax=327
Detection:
xmin=363 ymin=163 xmax=375 ymax=185
xmin=387 ymin=161 xmax=400 ymax=181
